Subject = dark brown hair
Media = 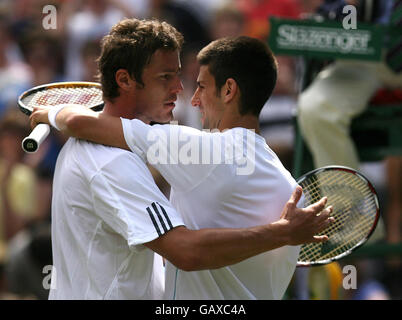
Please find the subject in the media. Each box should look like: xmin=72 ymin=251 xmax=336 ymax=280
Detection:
xmin=98 ymin=18 xmax=184 ymax=101
xmin=197 ymin=36 xmax=277 ymax=116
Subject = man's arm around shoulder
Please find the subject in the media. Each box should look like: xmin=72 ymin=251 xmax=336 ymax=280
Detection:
xmin=145 ymin=186 xmax=333 ymax=271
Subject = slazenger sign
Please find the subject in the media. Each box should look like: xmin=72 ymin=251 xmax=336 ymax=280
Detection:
xmin=277 ymin=25 xmax=372 ymax=54
xmin=269 ymin=18 xmax=384 ymax=61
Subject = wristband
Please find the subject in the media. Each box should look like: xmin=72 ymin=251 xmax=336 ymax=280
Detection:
xmin=48 ymin=104 xmax=68 ymax=131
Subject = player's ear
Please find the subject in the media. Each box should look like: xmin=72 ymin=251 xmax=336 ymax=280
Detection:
xmin=222 ymin=78 xmax=238 ymax=104
xmin=115 ymin=69 xmax=135 ymax=92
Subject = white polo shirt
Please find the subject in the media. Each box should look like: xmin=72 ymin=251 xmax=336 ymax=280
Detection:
xmin=121 ymin=119 xmax=301 ymax=300
xmin=49 ymin=138 xmax=184 ymax=299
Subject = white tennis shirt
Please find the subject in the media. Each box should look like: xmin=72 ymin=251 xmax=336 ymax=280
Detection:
xmin=49 ymin=139 xmax=184 ymax=299
xmin=121 ymin=119 xmax=301 ymax=300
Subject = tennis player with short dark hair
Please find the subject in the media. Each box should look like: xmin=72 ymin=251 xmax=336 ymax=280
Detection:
xmin=31 ymin=19 xmax=333 ymax=300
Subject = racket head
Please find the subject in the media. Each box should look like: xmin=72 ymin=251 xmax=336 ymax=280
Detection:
xmin=18 ymin=81 xmax=104 ymax=115
xmin=296 ymin=165 xmax=380 ymax=267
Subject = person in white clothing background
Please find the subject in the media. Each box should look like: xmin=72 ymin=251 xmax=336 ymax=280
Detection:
xmin=30 ymin=19 xmax=334 ymax=300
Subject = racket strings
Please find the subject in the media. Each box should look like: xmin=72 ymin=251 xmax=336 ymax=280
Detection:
xmin=298 ymin=170 xmax=378 ymax=263
xmin=300 ymin=192 xmax=375 ymax=260
xmin=300 ymin=173 xmax=375 ymax=259
xmin=306 ymin=172 xmax=372 ymax=234
xmin=22 ymin=85 xmax=103 ymax=110
xmin=306 ymin=199 xmax=375 ymax=261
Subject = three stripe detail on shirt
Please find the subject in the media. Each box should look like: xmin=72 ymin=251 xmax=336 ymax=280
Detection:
xmin=147 ymin=202 xmax=174 ymax=236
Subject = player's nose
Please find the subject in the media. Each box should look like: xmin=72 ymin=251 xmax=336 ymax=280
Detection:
xmin=172 ymin=76 xmax=183 ymax=94
xmin=191 ymin=89 xmax=200 ymax=107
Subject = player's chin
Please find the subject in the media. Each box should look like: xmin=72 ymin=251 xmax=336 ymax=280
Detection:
xmin=155 ymin=111 xmax=174 ymax=124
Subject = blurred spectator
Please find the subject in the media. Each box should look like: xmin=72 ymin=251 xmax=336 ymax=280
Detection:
xmin=299 ymin=0 xmax=326 ymax=18
xmin=174 ymin=0 xmax=230 ymax=26
xmin=80 ymin=38 xmax=101 ymax=82
xmin=354 ymin=280 xmax=390 ymax=300
xmin=235 ymin=0 xmax=302 ymax=41
xmin=209 ymin=5 xmax=245 ymax=40
xmin=350 ymin=259 xmax=391 ymax=300
xmin=5 ymin=219 xmax=52 ymax=300
xmin=0 ymin=16 xmax=32 ymax=118
xmin=118 ymin=0 xmax=150 ymax=19
xmin=0 ymin=110 xmax=38 ymax=242
xmin=298 ymin=0 xmax=401 ymax=167
xmin=147 ymin=0 xmax=210 ymax=51
xmin=60 ymin=0 xmax=126 ymax=80
xmin=7 ymin=0 xmax=55 ymax=41
xmin=19 ymin=30 xmax=64 ymax=86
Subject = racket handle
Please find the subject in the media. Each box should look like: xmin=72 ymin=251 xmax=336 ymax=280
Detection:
xmin=22 ymin=123 xmax=51 ymax=153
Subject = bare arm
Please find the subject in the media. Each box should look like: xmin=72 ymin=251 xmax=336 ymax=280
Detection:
xmin=146 ymin=224 xmax=289 ymax=272
xmin=30 ymin=107 xmax=334 ymax=270
xmin=145 ymin=186 xmax=333 ymax=271
xmin=29 ymin=105 xmax=128 ymax=150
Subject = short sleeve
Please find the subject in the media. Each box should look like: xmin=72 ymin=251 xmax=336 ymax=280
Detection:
xmin=121 ymin=118 xmax=221 ymax=192
xmin=89 ymin=152 xmax=185 ymax=249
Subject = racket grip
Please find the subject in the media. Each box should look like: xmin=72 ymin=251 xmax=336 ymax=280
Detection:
xmin=22 ymin=123 xmax=51 ymax=153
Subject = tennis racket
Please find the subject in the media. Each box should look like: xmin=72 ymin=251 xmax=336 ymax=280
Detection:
xmin=296 ymin=166 xmax=380 ymax=266
xmin=18 ymin=81 xmax=104 ymax=153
